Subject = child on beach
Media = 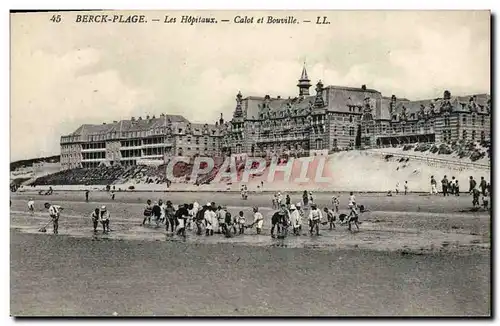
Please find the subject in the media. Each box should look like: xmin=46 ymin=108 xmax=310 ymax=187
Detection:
xmin=27 ymin=198 xmax=35 ymax=216
xmin=250 ymin=206 xmax=264 ymax=235
xmin=238 ymin=211 xmax=246 ymax=234
xmin=142 ymin=200 xmax=153 ymax=226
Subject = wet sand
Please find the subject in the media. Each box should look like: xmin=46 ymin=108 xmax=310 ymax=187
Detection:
xmin=10 ymin=191 xmax=491 ymax=316
xmin=10 ymin=230 xmax=490 ymax=316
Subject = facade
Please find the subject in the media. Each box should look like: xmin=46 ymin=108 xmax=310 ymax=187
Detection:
xmin=60 ymin=114 xmax=225 ymax=170
xmin=60 ymin=65 xmax=491 ymax=170
xmin=226 ymin=65 xmax=491 ymax=158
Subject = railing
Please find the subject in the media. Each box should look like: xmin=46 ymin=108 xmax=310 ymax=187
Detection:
xmin=366 ymin=149 xmax=490 ymax=171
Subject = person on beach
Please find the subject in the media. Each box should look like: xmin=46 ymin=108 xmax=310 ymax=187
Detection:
xmin=308 ymin=204 xmax=322 ymax=236
xmin=324 ymin=207 xmax=336 ymax=230
xmin=441 ymin=175 xmax=449 ymax=197
xmin=44 ymin=202 xmax=62 ymax=235
xmin=249 ymin=206 xmax=264 ymax=235
xmin=110 ymin=189 xmax=116 ymax=201
xmin=217 ymin=206 xmax=228 ymax=235
xmin=430 ymin=176 xmax=438 ymax=195
xmin=91 ymin=208 xmax=100 ymax=233
xmin=142 ymin=200 xmax=153 ymax=226
xmin=469 ymin=176 xmax=477 ymax=193
xmin=285 ymin=194 xmax=291 ymax=207
xmin=272 ymin=193 xmax=278 ymax=209
xmin=455 ymin=179 xmax=460 ymax=196
xmin=159 ymin=200 xmax=167 ymax=224
xmin=164 ymin=201 xmax=176 ymax=232
xmin=186 ymin=203 xmax=195 ymax=231
xmin=347 ymin=192 xmax=359 ymax=223
xmin=224 ymin=210 xmax=233 ymax=237
xmin=238 ymin=211 xmax=246 ymax=235
xmin=27 ymin=198 xmax=35 ymax=216
xmin=195 ymin=205 xmax=207 ymax=236
xmin=270 ymin=208 xmax=284 ymax=238
xmin=290 ymin=204 xmax=301 ymax=235
xmin=309 ymin=192 xmax=314 ymax=205
xmin=480 ymin=177 xmax=487 ymax=196
xmin=295 ymin=202 xmax=304 ymax=233
xmin=85 ymin=190 xmax=90 ymax=202
xmin=276 ymin=192 xmax=283 ymax=206
xmin=404 ymin=181 xmax=409 ymax=195
xmin=472 ymin=188 xmax=481 ymax=208
xmin=332 ymin=195 xmax=340 ymax=213
xmin=100 ymin=205 xmax=111 ymax=233
xmin=204 ymin=203 xmax=216 ymax=236
xmin=278 ymin=205 xmax=290 ymax=238
xmin=482 ymin=191 xmax=490 ymax=210
xmin=450 ymin=177 xmax=456 ymax=195
xmin=302 ymin=190 xmax=309 ymax=207
xmin=395 ymin=182 xmax=400 ymax=194
xmin=175 ymin=204 xmax=188 ymax=237
xmin=152 ymin=201 xmax=162 ymax=226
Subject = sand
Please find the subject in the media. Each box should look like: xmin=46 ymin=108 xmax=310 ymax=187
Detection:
xmin=10 ymin=191 xmax=491 ymax=316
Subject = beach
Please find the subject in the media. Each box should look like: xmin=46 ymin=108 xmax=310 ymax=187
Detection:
xmin=10 ymin=190 xmax=491 ymax=316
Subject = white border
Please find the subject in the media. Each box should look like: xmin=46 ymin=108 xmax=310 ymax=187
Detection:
xmin=3 ymin=0 xmax=497 ymax=325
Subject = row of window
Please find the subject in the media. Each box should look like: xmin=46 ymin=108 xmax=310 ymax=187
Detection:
xmin=82 ymin=142 xmax=106 ymax=150
xmin=82 ymin=152 xmax=106 ymax=160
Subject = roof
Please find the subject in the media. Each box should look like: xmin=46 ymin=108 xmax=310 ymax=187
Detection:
xmin=380 ymin=93 xmax=490 ymax=120
xmin=243 ymin=95 xmax=317 ymax=120
xmin=325 ymin=86 xmax=382 ymax=111
xmin=69 ymin=114 xmax=192 ymax=137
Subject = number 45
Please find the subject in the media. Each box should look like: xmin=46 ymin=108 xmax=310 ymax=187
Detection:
xmin=50 ymin=14 xmax=61 ymax=23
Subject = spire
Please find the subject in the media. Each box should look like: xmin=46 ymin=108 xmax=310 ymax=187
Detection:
xmin=297 ymin=63 xmax=312 ymax=97
xmin=234 ymin=91 xmax=243 ymax=118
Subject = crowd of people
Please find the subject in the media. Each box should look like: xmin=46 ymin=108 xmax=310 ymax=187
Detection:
xmin=429 ymin=175 xmax=491 ymax=210
xmin=136 ymin=192 xmax=361 ymax=239
xmin=31 ymin=189 xmax=362 ymax=237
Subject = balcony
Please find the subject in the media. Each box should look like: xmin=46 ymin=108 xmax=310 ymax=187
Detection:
xmin=81 ymin=147 xmax=106 ymax=152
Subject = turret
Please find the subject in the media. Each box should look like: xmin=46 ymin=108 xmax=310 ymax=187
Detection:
xmin=297 ymin=64 xmax=312 ymax=97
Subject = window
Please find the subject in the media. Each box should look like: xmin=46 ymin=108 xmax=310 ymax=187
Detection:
xmin=349 ymin=116 xmax=353 ymax=122
xmin=462 ymin=116 xmax=467 ymax=124
xmin=472 ymin=130 xmax=476 ymax=140
xmin=462 ymin=130 xmax=467 ymax=140
xmin=472 ymin=115 xmax=476 ymax=126
xmin=481 ymin=116 xmax=485 ymax=126
xmin=349 ymin=127 xmax=355 ymax=136
xmin=481 ymin=131 xmax=485 ymax=141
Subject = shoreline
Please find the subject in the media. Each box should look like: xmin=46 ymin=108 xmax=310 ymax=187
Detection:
xmin=10 ymin=227 xmax=490 ymax=257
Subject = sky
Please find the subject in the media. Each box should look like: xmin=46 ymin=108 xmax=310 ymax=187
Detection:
xmin=10 ymin=10 xmax=490 ymax=161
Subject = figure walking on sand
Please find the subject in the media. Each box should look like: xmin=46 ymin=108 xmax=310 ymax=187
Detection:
xmin=308 ymin=204 xmax=322 ymax=236
xmin=27 ymin=198 xmax=35 ymax=216
xmin=44 ymin=202 xmax=62 ymax=235
xmin=430 ymin=176 xmax=438 ymax=195
xmin=249 ymin=206 xmax=264 ymax=235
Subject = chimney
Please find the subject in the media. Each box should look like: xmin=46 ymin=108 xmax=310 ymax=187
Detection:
xmin=152 ymin=115 xmax=156 ymax=119
xmin=138 ymin=116 xmax=143 ymax=120
xmin=361 ymin=85 xmax=367 ymax=90
xmin=131 ymin=117 xmax=135 ymax=121
xmin=277 ymin=95 xmax=281 ymax=99
xmin=103 ymin=122 xmax=106 ymax=125
xmin=113 ymin=120 xmax=117 ymax=123
xmin=146 ymin=115 xmax=150 ymax=120
xmin=160 ymin=113 xmax=165 ymax=117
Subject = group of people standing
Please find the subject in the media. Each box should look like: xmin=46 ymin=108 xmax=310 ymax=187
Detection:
xmin=141 ymin=199 xmax=265 ymax=238
xmin=430 ymin=175 xmax=491 ymax=209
